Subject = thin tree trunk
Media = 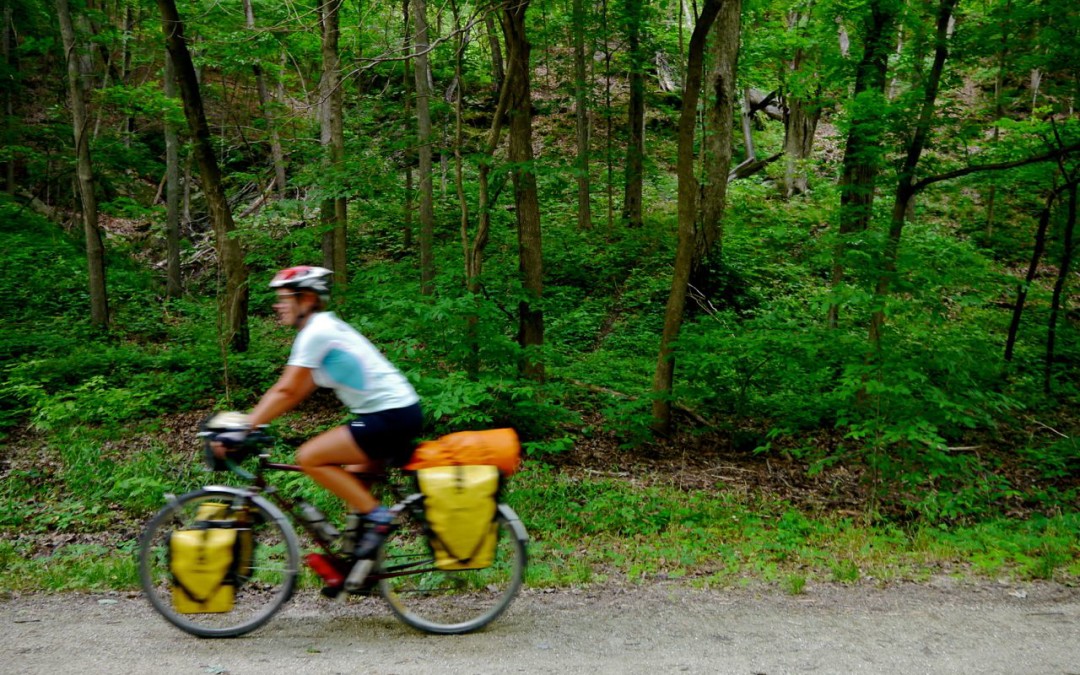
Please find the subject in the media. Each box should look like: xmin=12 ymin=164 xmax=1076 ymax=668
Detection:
xmin=121 ymin=1 xmax=135 ymax=146
xmin=572 ymin=0 xmax=592 ymax=230
xmin=163 ymin=51 xmax=183 ymax=298
xmin=622 ymin=0 xmax=645 ymax=228
xmin=485 ymin=12 xmax=504 ymax=92
xmin=158 ymin=0 xmax=249 ymax=351
xmin=867 ymin=0 xmax=958 ymax=350
xmin=243 ymin=0 xmax=287 ymax=195
xmin=319 ymin=0 xmax=347 ymax=288
xmin=85 ymin=10 xmax=107 ymax=142
xmin=501 ymin=0 xmax=545 ymax=381
xmin=471 ymin=53 xmax=513 ymax=292
xmin=1004 ymin=187 xmax=1062 ymax=362
xmin=781 ymin=10 xmax=820 ymax=199
xmin=402 ymin=0 xmax=414 ymax=251
xmin=696 ymin=0 xmax=741 ymax=266
xmin=412 ymin=0 xmax=435 ymax=296
xmin=3 ymin=0 xmax=15 ymax=193
xmin=739 ymin=88 xmax=755 ymax=161
xmin=826 ymin=0 xmax=899 ymax=328
xmin=984 ymin=0 xmax=1010 ymax=241
xmin=651 ymin=0 xmax=725 ymax=435
xmin=452 ymin=0 xmax=481 ymax=376
xmin=57 ymin=0 xmax=109 ymax=329
xmin=453 ymin=0 xmax=469 ymax=277
xmin=182 ymin=151 xmax=193 ymax=225
xmin=1045 ymin=183 xmax=1077 ymax=393
xmin=602 ymin=0 xmax=614 ymax=232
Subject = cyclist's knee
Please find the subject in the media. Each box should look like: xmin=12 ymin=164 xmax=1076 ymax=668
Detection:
xmin=295 ymin=437 xmax=335 ymax=469
xmin=295 ymin=443 xmax=319 ymax=470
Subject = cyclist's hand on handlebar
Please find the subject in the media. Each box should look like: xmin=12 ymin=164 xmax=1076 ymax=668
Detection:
xmin=211 ymin=430 xmax=249 ymax=459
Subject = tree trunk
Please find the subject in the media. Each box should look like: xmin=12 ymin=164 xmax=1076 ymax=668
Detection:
xmin=782 ymin=94 xmax=819 ymax=197
xmin=501 ymin=0 xmax=545 ymax=381
xmin=243 ymin=0 xmax=287 ymax=195
xmin=739 ymin=88 xmax=755 ymax=162
xmin=319 ymin=0 xmax=347 ymax=288
xmin=827 ymin=0 xmax=899 ymax=328
xmin=485 ymin=12 xmax=504 ymax=92
xmin=983 ymin=0 xmax=1010 ymax=241
xmin=412 ymin=0 xmax=435 ymax=296
xmin=1045 ymin=183 xmax=1077 ymax=393
xmin=781 ymin=10 xmax=820 ymax=199
xmin=602 ymin=0 xmax=614 ymax=232
xmin=470 ymin=53 xmax=513 ymax=293
xmin=867 ymin=0 xmax=958 ymax=350
xmin=452 ymin=0 xmax=469 ymax=284
xmin=57 ymin=0 xmax=109 ymax=329
xmin=3 ymin=0 xmax=15 ymax=193
xmin=1004 ymin=187 xmax=1061 ymax=362
xmin=402 ymin=1 xmax=414 ymax=252
xmin=456 ymin=0 xmax=507 ymax=377
xmin=622 ymin=0 xmax=645 ymax=228
xmin=572 ymin=0 xmax=592 ymax=230
xmin=696 ymin=0 xmax=741 ymax=266
xmin=163 ymin=51 xmax=183 ymax=298
xmin=651 ymin=0 xmax=725 ymax=435
xmin=121 ymin=2 xmax=135 ymax=146
xmin=158 ymin=0 xmax=249 ymax=351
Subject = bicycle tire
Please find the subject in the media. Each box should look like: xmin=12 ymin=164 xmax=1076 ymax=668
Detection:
xmin=138 ymin=487 xmax=301 ymax=638
xmin=378 ymin=502 xmax=527 ymax=634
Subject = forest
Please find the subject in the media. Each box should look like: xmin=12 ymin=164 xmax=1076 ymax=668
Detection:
xmin=1 ymin=0 xmax=1078 ymax=591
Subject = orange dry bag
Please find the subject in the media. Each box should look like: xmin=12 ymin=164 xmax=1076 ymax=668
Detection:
xmin=404 ymin=428 xmax=521 ymax=475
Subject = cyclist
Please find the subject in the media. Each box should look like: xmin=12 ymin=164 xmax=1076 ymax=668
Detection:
xmin=213 ymin=266 xmax=422 ymax=586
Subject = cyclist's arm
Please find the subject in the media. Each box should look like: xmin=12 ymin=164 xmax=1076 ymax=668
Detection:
xmin=248 ymin=365 xmax=318 ymax=427
xmin=210 ymin=366 xmax=317 ymax=460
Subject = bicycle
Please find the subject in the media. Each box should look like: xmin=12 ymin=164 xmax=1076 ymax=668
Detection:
xmin=138 ymin=428 xmax=528 ymax=638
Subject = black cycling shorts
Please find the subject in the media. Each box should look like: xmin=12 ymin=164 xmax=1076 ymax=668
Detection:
xmin=346 ymin=402 xmax=424 ymax=467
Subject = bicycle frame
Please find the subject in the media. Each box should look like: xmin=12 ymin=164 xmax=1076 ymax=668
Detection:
xmin=218 ymin=449 xmax=435 ymax=586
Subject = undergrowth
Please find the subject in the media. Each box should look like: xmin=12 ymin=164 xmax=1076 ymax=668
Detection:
xmin=1 ymin=467 xmax=1077 ymax=594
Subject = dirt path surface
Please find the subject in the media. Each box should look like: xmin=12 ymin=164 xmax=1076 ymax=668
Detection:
xmin=2 ymin=581 xmax=1078 ymax=675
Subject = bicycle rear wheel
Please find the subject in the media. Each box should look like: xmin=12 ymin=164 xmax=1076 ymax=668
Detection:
xmin=139 ymin=487 xmax=300 ymax=638
xmin=378 ymin=503 xmax=527 ymax=634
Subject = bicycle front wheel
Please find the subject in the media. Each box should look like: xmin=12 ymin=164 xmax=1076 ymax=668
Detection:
xmin=139 ymin=487 xmax=300 ymax=638
xmin=378 ymin=503 xmax=527 ymax=634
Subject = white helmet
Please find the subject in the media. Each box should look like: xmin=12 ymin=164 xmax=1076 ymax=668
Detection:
xmin=269 ymin=266 xmax=333 ymax=299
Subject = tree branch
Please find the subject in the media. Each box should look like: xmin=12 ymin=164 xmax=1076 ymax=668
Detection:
xmin=912 ymin=141 xmax=1080 ymax=194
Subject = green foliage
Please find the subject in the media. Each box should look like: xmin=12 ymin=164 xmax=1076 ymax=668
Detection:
xmin=0 ymin=540 xmax=141 ymax=592
xmin=2 ymin=464 xmax=1078 ymax=594
xmin=3 ymin=0 xmax=1079 ymax=597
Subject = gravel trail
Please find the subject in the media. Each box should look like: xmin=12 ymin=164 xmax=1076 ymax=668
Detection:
xmin=2 ymin=580 xmax=1078 ymax=674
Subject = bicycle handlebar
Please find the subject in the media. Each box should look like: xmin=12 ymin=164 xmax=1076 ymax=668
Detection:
xmin=198 ymin=426 xmax=274 ymax=478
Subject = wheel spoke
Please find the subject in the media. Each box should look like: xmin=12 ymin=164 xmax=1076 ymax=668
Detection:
xmin=378 ymin=510 xmax=526 ymax=634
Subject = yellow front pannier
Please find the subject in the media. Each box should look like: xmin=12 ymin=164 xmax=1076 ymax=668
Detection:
xmin=168 ymin=502 xmax=253 ymax=614
xmin=417 ymin=465 xmax=500 ymax=571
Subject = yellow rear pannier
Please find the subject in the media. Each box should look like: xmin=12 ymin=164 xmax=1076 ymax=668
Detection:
xmin=168 ymin=502 xmax=253 ymax=614
xmin=417 ymin=465 xmax=500 ymax=571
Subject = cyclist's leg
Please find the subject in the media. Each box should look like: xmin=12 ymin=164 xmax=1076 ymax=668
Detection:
xmin=296 ymin=426 xmax=379 ymax=513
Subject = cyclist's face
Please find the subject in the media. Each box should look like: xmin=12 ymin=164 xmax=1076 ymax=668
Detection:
xmin=273 ymin=290 xmax=304 ymax=326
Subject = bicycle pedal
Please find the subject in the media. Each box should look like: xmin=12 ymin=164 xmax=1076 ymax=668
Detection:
xmin=346 ymin=578 xmax=377 ymax=597
xmin=344 ymin=559 xmax=374 ymax=592
xmin=320 ymin=585 xmax=344 ymax=600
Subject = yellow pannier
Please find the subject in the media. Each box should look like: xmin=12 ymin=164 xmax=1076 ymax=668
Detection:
xmin=168 ymin=502 xmax=253 ymax=614
xmin=417 ymin=465 xmax=500 ymax=571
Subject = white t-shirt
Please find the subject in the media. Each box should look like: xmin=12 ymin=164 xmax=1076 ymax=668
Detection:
xmin=287 ymin=312 xmax=419 ymax=414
